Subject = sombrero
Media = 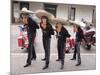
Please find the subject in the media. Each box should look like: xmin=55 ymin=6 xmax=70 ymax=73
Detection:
xmin=51 ymin=18 xmax=68 ymax=25
xmin=35 ymin=9 xmax=55 ymax=20
xmin=20 ymin=7 xmax=34 ymax=14
xmin=69 ymin=20 xmax=86 ymax=27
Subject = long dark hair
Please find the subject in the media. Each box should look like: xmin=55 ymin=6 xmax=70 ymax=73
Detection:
xmin=20 ymin=13 xmax=29 ymax=19
xmin=40 ymin=16 xmax=49 ymax=24
xmin=40 ymin=16 xmax=50 ymax=30
xmin=77 ymin=26 xmax=84 ymax=37
xmin=77 ymin=25 xmax=84 ymax=35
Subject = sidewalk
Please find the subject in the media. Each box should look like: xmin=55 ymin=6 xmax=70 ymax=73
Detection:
xmin=11 ymin=53 xmax=96 ymax=75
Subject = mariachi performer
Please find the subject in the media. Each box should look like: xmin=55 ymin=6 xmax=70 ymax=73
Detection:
xmin=20 ymin=7 xmax=39 ymax=67
xmin=40 ymin=16 xmax=54 ymax=70
xmin=54 ymin=18 xmax=70 ymax=69
xmin=70 ymin=21 xmax=86 ymax=66
xmin=35 ymin=10 xmax=54 ymax=70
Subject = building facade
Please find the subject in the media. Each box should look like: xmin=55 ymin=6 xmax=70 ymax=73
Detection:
xmin=11 ymin=0 xmax=96 ymax=26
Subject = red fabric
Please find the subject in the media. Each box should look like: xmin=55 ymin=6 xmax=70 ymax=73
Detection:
xmin=23 ymin=35 xmax=28 ymax=48
xmin=19 ymin=32 xmax=23 ymax=36
xmin=18 ymin=38 xmax=25 ymax=47
xmin=71 ymin=38 xmax=75 ymax=47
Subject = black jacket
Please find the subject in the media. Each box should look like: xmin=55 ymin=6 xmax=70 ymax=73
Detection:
xmin=76 ymin=31 xmax=86 ymax=42
xmin=57 ymin=26 xmax=70 ymax=42
xmin=25 ymin=17 xmax=39 ymax=35
xmin=40 ymin=23 xmax=54 ymax=39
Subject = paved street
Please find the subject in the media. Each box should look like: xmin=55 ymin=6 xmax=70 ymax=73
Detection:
xmin=11 ymin=53 xmax=96 ymax=75
xmin=10 ymin=24 xmax=96 ymax=75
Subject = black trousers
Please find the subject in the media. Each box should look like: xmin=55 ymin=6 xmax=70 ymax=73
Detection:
xmin=57 ymin=39 xmax=65 ymax=65
xmin=73 ymin=42 xmax=81 ymax=64
xmin=57 ymin=40 xmax=61 ymax=60
xmin=43 ymin=37 xmax=51 ymax=65
xmin=26 ymin=33 xmax=36 ymax=64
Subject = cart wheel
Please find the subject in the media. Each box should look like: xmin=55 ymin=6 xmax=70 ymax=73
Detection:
xmin=86 ymin=44 xmax=91 ymax=50
xmin=26 ymin=48 xmax=28 ymax=52
xmin=65 ymin=50 xmax=70 ymax=53
xmin=72 ymin=47 xmax=75 ymax=50
xmin=21 ymin=47 xmax=24 ymax=49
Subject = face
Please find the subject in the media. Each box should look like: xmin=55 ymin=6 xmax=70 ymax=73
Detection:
xmin=42 ymin=18 xmax=47 ymax=24
xmin=73 ymin=25 xmax=78 ymax=32
xmin=56 ymin=22 xmax=62 ymax=28
xmin=55 ymin=22 xmax=62 ymax=32
xmin=21 ymin=15 xmax=28 ymax=24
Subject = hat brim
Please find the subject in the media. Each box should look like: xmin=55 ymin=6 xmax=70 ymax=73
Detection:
xmin=20 ymin=10 xmax=35 ymax=14
xmin=69 ymin=20 xmax=86 ymax=27
xmin=35 ymin=10 xmax=55 ymax=20
xmin=51 ymin=18 xmax=68 ymax=25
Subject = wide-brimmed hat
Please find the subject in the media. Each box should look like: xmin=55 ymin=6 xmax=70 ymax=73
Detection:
xmin=20 ymin=7 xmax=34 ymax=14
xmin=69 ymin=20 xmax=86 ymax=27
xmin=35 ymin=10 xmax=55 ymax=20
xmin=51 ymin=18 xmax=68 ymax=25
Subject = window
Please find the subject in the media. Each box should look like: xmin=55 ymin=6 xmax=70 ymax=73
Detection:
xmin=44 ymin=4 xmax=57 ymax=17
xmin=68 ymin=7 xmax=76 ymax=21
xmin=11 ymin=1 xmax=19 ymax=23
xmin=13 ymin=1 xmax=18 ymax=3
xmin=92 ymin=9 xmax=96 ymax=24
xmin=20 ymin=2 xmax=29 ymax=10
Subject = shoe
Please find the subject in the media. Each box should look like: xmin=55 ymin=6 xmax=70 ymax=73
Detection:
xmin=70 ymin=58 xmax=76 ymax=60
xmin=42 ymin=65 xmax=48 ymax=70
xmin=41 ymin=58 xmax=46 ymax=61
xmin=21 ymin=47 xmax=24 ymax=49
xmin=31 ymin=57 xmax=36 ymax=60
xmin=24 ymin=63 xmax=31 ymax=67
xmin=75 ymin=63 xmax=81 ymax=66
xmin=60 ymin=65 xmax=64 ymax=70
xmin=34 ymin=58 xmax=36 ymax=60
xmin=72 ymin=48 xmax=74 ymax=50
xmin=56 ymin=59 xmax=61 ymax=61
xmin=65 ymin=50 xmax=69 ymax=53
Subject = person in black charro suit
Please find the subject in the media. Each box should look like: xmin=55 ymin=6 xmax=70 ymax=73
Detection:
xmin=55 ymin=22 xmax=70 ymax=69
xmin=40 ymin=16 xmax=54 ymax=70
xmin=20 ymin=13 xmax=39 ymax=67
xmin=70 ymin=25 xmax=86 ymax=66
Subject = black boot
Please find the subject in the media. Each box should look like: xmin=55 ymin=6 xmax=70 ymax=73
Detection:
xmin=31 ymin=57 xmax=36 ymax=60
xmin=42 ymin=64 xmax=48 ymax=70
xmin=41 ymin=58 xmax=46 ymax=61
xmin=70 ymin=58 xmax=76 ymax=60
xmin=61 ymin=59 xmax=64 ymax=70
xmin=60 ymin=64 xmax=64 ymax=70
xmin=34 ymin=58 xmax=36 ymax=60
xmin=76 ymin=60 xmax=81 ymax=66
xmin=56 ymin=59 xmax=61 ymax=61
xmin=75 ymin=63 xmax=81 ymax=66
xmin=24 ymin=63 xmax=31 ymax=67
